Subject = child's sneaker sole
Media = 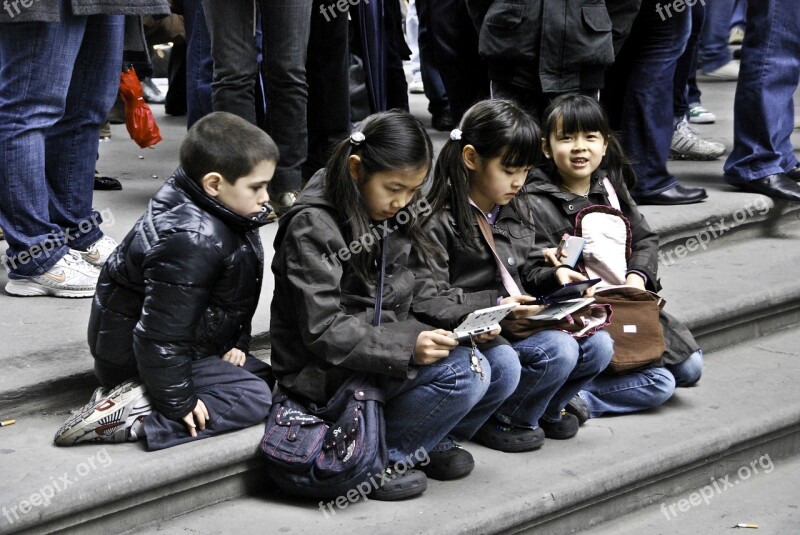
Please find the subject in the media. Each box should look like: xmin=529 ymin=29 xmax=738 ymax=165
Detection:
xmin=54 ymin=379 xmax=147 ymax=446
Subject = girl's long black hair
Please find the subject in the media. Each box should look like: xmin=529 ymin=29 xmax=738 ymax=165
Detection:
xmin=324 ymin=110 xmax=435 ymax=281
xmin=540 ymin=93 xmax=637 ymax=194
xmin=428 ymin=99 xmax=541 ymax=249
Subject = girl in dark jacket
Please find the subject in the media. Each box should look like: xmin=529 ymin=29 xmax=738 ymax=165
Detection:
xmin=526 ymin=93 xmax=703 ymax=419
xmin=420 ymin=99 xmax=613 ymax=452
xmin=270 ymin=111 xmax=520 ymax=499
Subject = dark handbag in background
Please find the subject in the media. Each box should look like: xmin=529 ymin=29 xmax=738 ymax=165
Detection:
xmin=259 ymin=377 xmax=388 ymax=499
xmin=594 ymin=286 xmax=666 ymax=373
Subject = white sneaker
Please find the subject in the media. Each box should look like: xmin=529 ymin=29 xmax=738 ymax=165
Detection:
xmin=5 ymin=250 xmax=99 ymax=298
xmin=688 ymin=103 xmax=716 ymax=124
xmin=77 ymin=235 xmax=117 ymax=267
xmin=699 ymin=61 xmax=739 ymax=81
xmin=670 ymin=119 xmax=726 ymax=161
xmin=54 ymin=379 xmax=151 ymax=446
xmin=408 ymin=73 xmax=424 ymax=94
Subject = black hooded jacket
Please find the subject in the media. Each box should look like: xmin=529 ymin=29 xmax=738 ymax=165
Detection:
xmin=88 ymin=167 xmax=269 ymax=420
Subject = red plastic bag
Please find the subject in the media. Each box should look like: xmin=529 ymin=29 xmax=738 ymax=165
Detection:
xmin=119 ymin=67 xmax=163 ymax=149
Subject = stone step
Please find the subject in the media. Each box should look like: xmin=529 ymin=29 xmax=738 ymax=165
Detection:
xmin=4 ymin=324 xmax=786 ymax=535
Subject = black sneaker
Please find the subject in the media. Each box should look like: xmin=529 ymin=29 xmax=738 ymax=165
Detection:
xmin=369 ymin=467 xmax=427 ymax=501
xmin=417 ymin=444 xmax=475 ymax=480
xmin=539 ymin=411 xmax=579 ymax=440
xmin=565 ymin=395 xmax=590 ymax=426
xmin=473 ymin=418 xmax=545 ymax=452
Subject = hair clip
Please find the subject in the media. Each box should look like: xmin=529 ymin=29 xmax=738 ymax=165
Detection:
xmin=350 ymin=131 xmax=365 ymax=146
xmin=449 ymin=128 xmax=462 ymax=141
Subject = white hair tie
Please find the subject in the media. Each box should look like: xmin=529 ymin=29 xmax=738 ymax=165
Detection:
xmin=449 ymin=128 xmax=462 ymax=141
xmin=349 ymin=131 xmax=365 ymax=146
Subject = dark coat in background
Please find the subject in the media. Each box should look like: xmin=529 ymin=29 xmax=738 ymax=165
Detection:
xmin=0 ymin=0 xmax=169 ymax=23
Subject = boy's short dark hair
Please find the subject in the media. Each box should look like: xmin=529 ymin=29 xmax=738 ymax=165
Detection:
xmin=180 ymin=111 xmax=280 ymax=184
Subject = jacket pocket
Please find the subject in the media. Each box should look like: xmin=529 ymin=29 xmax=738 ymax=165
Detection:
xmin=478 ymin=0 xmax=538 ymax=61
xmin=562 ymin=5 xmax=614 ymax=68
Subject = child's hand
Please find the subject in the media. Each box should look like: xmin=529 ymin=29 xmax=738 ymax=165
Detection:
xmin=542 ymin=247 xmax=562 ymax=266
xmin=222 ymin=348 xmax=246 ymax=366
xmin=501 ymin=295 xmax=541 ymax=319
xmin=413 ymin=329 xmax=458 ymax=365
xmin=473 ymin=327 xmax=501 ymax=343
xmin=555 ymin=268 xmax=588 ymax=287
xmin=182 ymin=399 xmax=209 ymax=438
xmin=625 ymin=273 xmax=647 ymax=290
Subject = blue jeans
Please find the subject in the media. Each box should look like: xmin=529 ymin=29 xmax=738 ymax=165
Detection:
xmin=0 ymin=12 xmax=123 ymax=278
xmin=184 ymin=0 xmax=214 ymax=128
xmin=380 ymin=344 xmax=519 ymax=462
xmin=698 ymin=0 xmax=734 ymax=72
xmin=411 ymin=0 xmax=451 ymax=120
xmin=201 ymin=0 xmax=312 ymax=193
xmin=580 ymin=349 xmax=704 ymax=417
xmin=673 ymin=0 xmax=704 ymax=119
xmin=498 ymin=330 xmax=613 ymax=427
xmin=723 ymin=0 xmax=800 ymax=181
xmin=605 ymin=0 xmax=691 ymax=197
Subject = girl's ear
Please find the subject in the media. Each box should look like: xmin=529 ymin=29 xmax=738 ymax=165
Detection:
xmin=348 ymin=154 xmax=364 ymax=182
xmin=602 ymin=138 xmax=609 ymax=157
xmin=201 ymin=172 xmax=224 ymax=196
xmin=541 ymin=138 xmax=551 ymax=159
xmin=462 ymin=144 xmax=479 ymax=171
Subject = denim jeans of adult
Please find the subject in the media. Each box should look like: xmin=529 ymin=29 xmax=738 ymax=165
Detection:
xmin=413 ymin=0 xmax=451 ymax=121
xmin=603 ymin=0 xmax=691 ymax=197
xmin=498 ymin=329 xmax=613 ymax=427
xmin=698 ymin=0 xmax=734 ymax=72
xmin=0 ymin=13 xmax=123 ymax=279
xmin=673 ymin=0 xmax=704 ymax=119
xmin=379 ymin=346 xmax=491 ymax=463
xmin=416 ymin=0 xmax=488 ymax=123
xmin=579 ymin=349 xmax=703 ymax=417
xmin=184 ymin=0 xmax=213 ymax=128
xmin=723 ymin=0 xmax=800 ymax=181
xmin=201 ymin=0 xmax=312 ymax=194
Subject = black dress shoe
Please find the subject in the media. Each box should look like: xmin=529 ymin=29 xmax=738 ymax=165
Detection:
xmin=431 ymin=112 xmax=455 ymax=132
xmin=140 ymin=77 xmax=166 ymax=105
xmin=725 ymin=173 xmax=800 ymax=203
xmin=785 ymin=164 xmax=800 ymax=182
xmin=633 ymin=184 xmax=708 ymax=205
xmin=94 ymin=172 xmax=122 ymax=191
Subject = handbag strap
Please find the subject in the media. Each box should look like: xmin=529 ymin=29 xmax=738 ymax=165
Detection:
xmin=471 ymin=204 xmax=522 ymax=296
xmin=373 ymin=233 xmax=388 ymax=326
xmin=602 ymin=177 xmax=622 ymax=211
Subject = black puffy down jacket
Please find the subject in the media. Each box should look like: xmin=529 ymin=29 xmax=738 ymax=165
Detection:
xmin=88 ymin=168 xmax=268 ymax=420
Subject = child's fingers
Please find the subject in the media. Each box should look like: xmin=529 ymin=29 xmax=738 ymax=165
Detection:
xmin=429 ymin=331 xmax=459 ymax=347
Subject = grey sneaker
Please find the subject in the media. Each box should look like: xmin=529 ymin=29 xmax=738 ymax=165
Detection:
xmin=5 ymin=250 xmax=99 ymax=298
xmin=54 ymin=379 xmax=151 ymax=446
xmin=670 ymin=119 xmax=725 ymax=160
xmin=268 ymin=191 xmax=299 ymax=220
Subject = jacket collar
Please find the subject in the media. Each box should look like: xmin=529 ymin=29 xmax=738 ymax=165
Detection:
xmin=173 ymin=167 xmax=270 ymax=233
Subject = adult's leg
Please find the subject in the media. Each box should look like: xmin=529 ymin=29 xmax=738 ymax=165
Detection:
xmin=261 ymin=0 xmax=313 ymax=195
xmin=673 ymin=0 xmax=705 ymax=122
xmin=143 ymin=355 xmax=272 ymax=451
xmin=184 ymin=0 xmax=214 ymax=128
xmin=612 ymin=0 xmax=692 ymax=197
xmin=0 ymin=13 xmax=122 ymax=278
xmin=384 ymin=0 xmax=409 ymax=111
xmin=697 ymin=0 xmax=734 ymax=73
xmin=380 ymin=346 xmax=489 ymax=462
xmin=200 ymin=0 xmax=259 ymax=124
xmin=724 ymin=0 xmax=800 ymax=181
xmin=579 ymin=366 xmax=676 ymax=418
xmin=304 ymin=0 xmax=351 ymax=181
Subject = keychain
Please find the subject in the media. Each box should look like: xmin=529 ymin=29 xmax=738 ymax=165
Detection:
xmin=468 ymin=335 xmax=485 ymax=380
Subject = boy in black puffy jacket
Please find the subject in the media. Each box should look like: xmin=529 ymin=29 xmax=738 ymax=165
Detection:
xmin=54 ymin=112 xmax=277 ymax=450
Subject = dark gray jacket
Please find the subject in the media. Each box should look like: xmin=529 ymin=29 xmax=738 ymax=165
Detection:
xmin=89 ymin=167 xmax=268 ymax=420
xmin=1 ymin=0 xmax=169 ymax=23
xmin=465 ymin=0 xmax=615 ymax=92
